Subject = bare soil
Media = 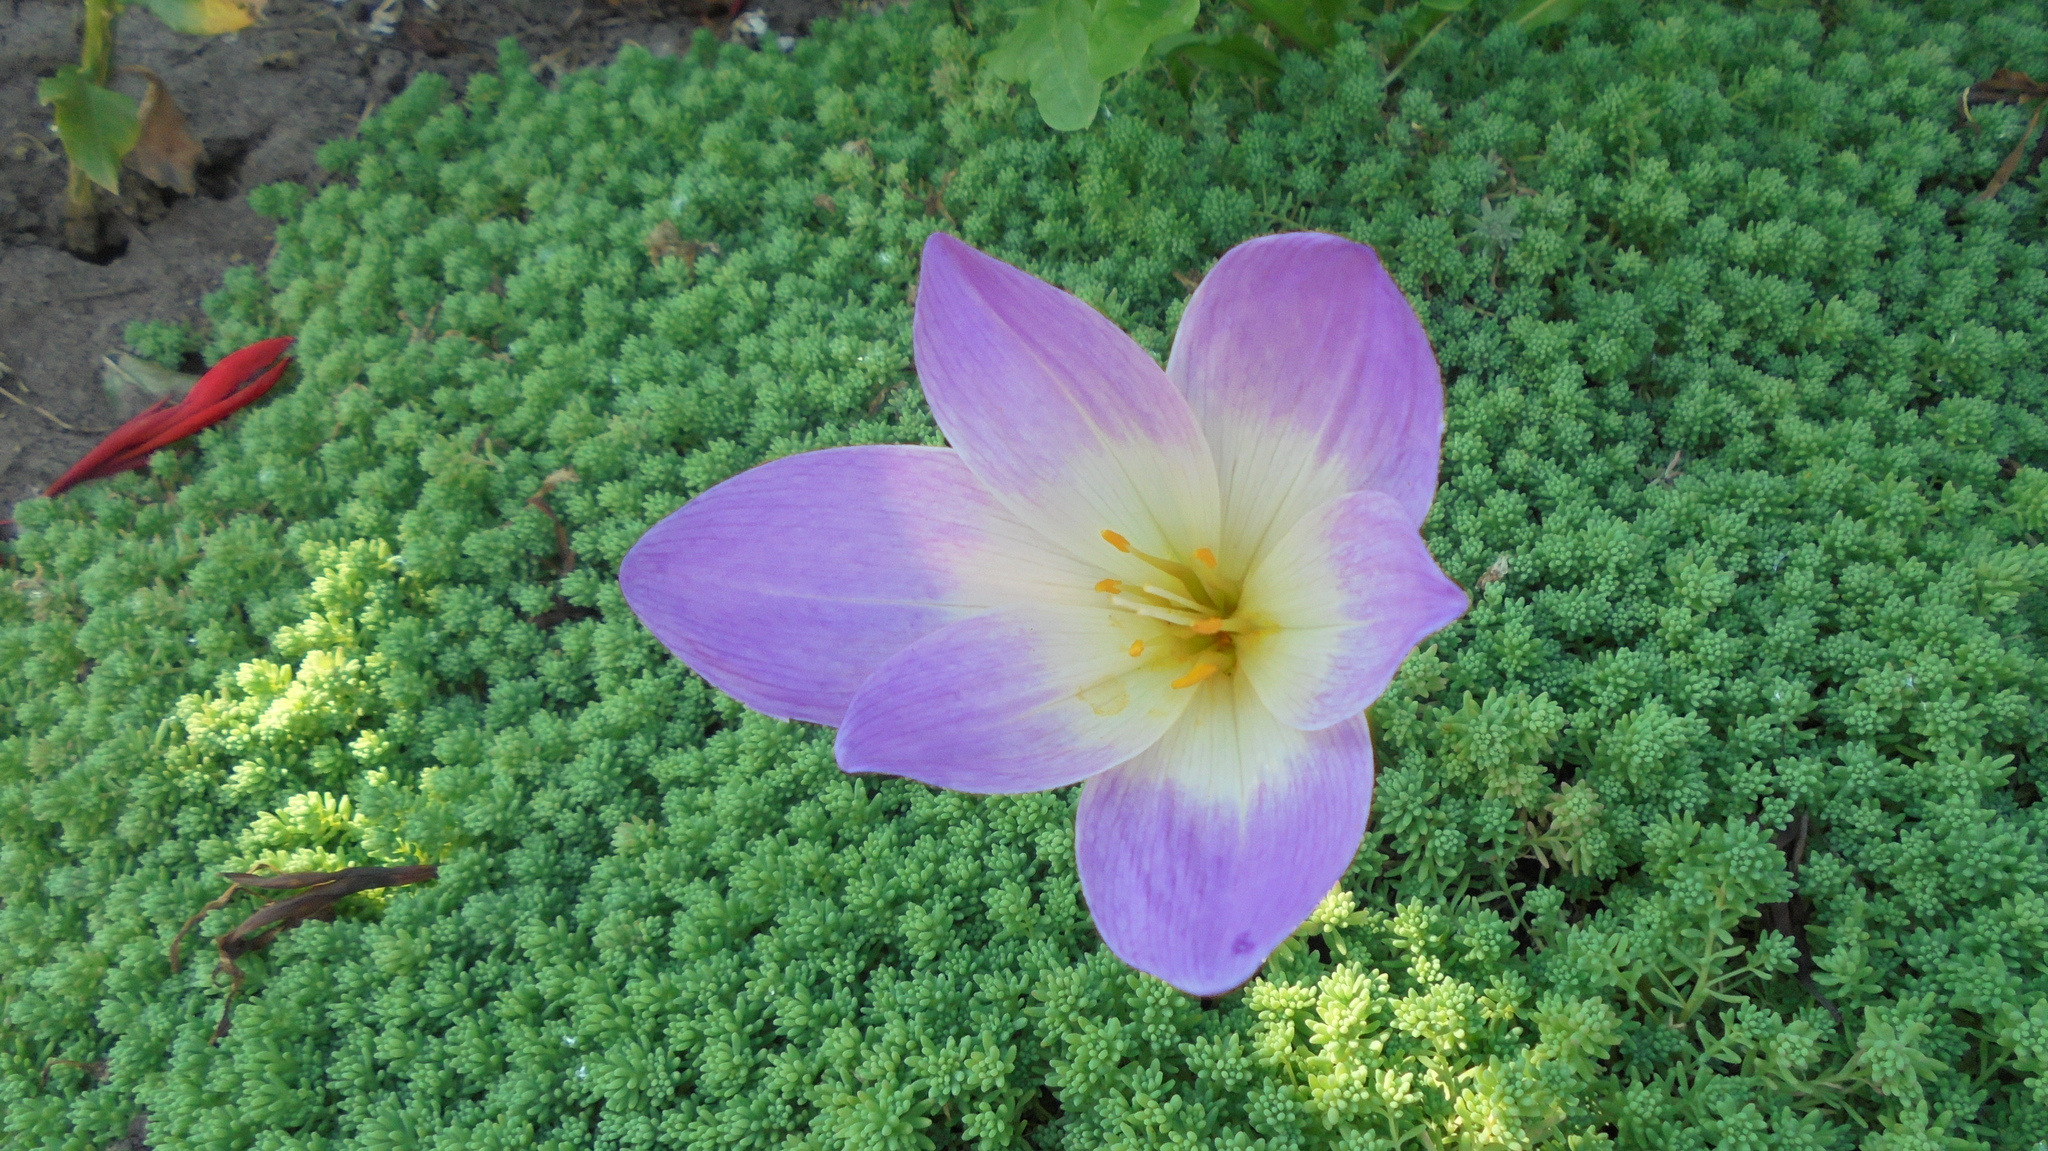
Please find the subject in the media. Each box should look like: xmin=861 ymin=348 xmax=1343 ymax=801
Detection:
xmin=0 ymin=0 xmax=840 ymax=527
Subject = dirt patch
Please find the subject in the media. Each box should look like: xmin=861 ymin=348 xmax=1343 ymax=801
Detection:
xmin=0 ymin=0 xmax=841 ymax=527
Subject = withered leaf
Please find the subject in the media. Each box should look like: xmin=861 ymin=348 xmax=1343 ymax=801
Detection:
xmin=170 ymin=865 xmax=437 ymax=1042
xmin=1965 ymin=67 xmax=2048 ymax=110
xmin=101 ymin=352 xmax=199 ymax=416
xmin=40 ymin=1059 xmax=108 ymax=1087
xmin=400 ymin=17 xmax=457 ymax=58
xmin=120 ymin=67 xmax=203 ymax=195
xmin=645 ymin=220 xmax=685 ymax=263
xmin=527 ymin=467 xmax=580 ymax=575
xmin=1960 ymin=68 xmax=2048 ymax=202
xmin=1980 ymin=101 xmax=2048 ymax=203
xmin=645 ymin=221 xmax=720 ymax=270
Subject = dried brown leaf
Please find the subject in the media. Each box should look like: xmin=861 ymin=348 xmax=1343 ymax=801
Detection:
xmin=1966 ymin=67 xmax=2048 ymax=110
xmin=214 ymin=866 xmax=437 ymax=956
xmin=645 ymin=221 xmax=723 ymax=270
xmin=645 ymin=220 xmax=686 ymax=263
xmin=40 ymin=1059 xmax=107 ymax=1087
xmin=399 ymin=17 xmax=456 ymax=57
xmin=866 ymin=380 xmax=906 ymax=414
xmin=181 ymin=865 xmax=438 ymax=1041
xmin=527 ymin=468 xmax=580 ymax=575
xmin=1960 ymin=68 xmax=2048 ymax=201
xmin=120 ymin=67 xmax=203 ymax=195
xmin=167 ymin=883 xmax=241 ymax=973
xmin=904 ymin=168 xmax=956 ymax=225
xmin=1979 ymin=100 xmax=2048 ymax=202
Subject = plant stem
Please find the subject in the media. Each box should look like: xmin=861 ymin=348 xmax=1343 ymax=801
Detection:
xmin=82 ymin=0 xmax=118 ymax=83
xmin=62 ymin=0 xmax=122 ymax=248
xmin=1381 ymin=12 xmax=1457 ymax=90
xmin=1675 ymin=911 xmax=1731 ymax=1025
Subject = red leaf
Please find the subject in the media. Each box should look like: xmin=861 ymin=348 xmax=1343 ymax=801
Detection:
xmin=184 ymin=336 xmax=293 ymax=411
xmin=44 ymin=337 xmax=293 ymax=497
xmin=121 ymin=356 xmax=291 ymax=460
xmin=42 ymin=398 xmax=178 ymax=496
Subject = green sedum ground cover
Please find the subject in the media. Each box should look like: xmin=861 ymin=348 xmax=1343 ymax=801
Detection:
xmin=8 ymin=0 xmax=2048 ymax=1145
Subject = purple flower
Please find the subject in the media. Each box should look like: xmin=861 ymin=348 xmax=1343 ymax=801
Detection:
xmin=621 ymin=233 xmax=1467 ymax=994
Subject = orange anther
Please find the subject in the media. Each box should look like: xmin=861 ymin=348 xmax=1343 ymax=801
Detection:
xmin=1171 ymin=662 xmax=1221 ymax=690
xmin=1095 ymin=579 xmax=1122 ymax=594
xmin=1101 ymin=529 xmax=1131 ymax=552
xmin=1191 ymin=617 xmax=1225 ymax=635
xmin=1193 ymin=548 xmax=1218 ymax=568
xmin=1128 ymin=640 xmax=1145 ymax=657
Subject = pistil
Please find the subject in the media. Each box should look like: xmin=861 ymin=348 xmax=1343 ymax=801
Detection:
xmin=1109 ymin=594 xmax=1207 ymax=628
xmin=1141 ymin=583 xmax=1206 ymax=613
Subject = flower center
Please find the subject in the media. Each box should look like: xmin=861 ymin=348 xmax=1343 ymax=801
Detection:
xmin=1096 ymin=529 xmax=1249 ymax=689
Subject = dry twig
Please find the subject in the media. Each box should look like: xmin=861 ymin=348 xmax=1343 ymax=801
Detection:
xmin=527 ymin=467 xmax=580 ymax=574
xmin=0 ymin=383 xmax=111 ymax=434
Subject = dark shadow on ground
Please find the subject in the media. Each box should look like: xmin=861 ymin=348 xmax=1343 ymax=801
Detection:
xmin=0 ymin=0 xmax=847 ymax=527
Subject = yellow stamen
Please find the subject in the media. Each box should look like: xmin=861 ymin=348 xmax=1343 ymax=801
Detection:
xmin=1191 ymin=617 xmax=1226 ymax=634
xmin=1128 ymin=640 xmax=1145 ymax=657
xmin=1101 ymin=530 xmax=1131 ymax=552
xmin=1095 ymin=579 xmax=1122 ymax=594
xmin=1194 ymin=548 xmax=1218 ymax=569
xmin=1171 ymin=662 xmax=1221 ymax=690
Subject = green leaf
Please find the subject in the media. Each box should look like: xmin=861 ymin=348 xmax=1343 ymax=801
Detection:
xmin=1310 ymin=0 xmax=1363 ymax=26
xmin=1231 ymin=0 xmax=1363 ymax=54
xmin=1505 ymin=0 xmax=1587 ymax=29
xmin=1089 ymin=0 xmax=1199 ymax=80
xmin=1161 ymin=32 xmax=1284 ymax=83
xmin=984 ymin=0 xmax=1060 ymax=83
xmin=36 ymin=65 xmax=140 ymax=194
xmin=140 ymin=0 xmax=263 ymax=35
xmin=986 ymin=0 xmax=1099 ymax=130
xmin=989 ymin=0 xmax=1199 ymax=131
xmin=1400 ymin=3 xmax=1456 ymax=38
xmin=1232 ymin=0 xmax=1333 ymax=51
